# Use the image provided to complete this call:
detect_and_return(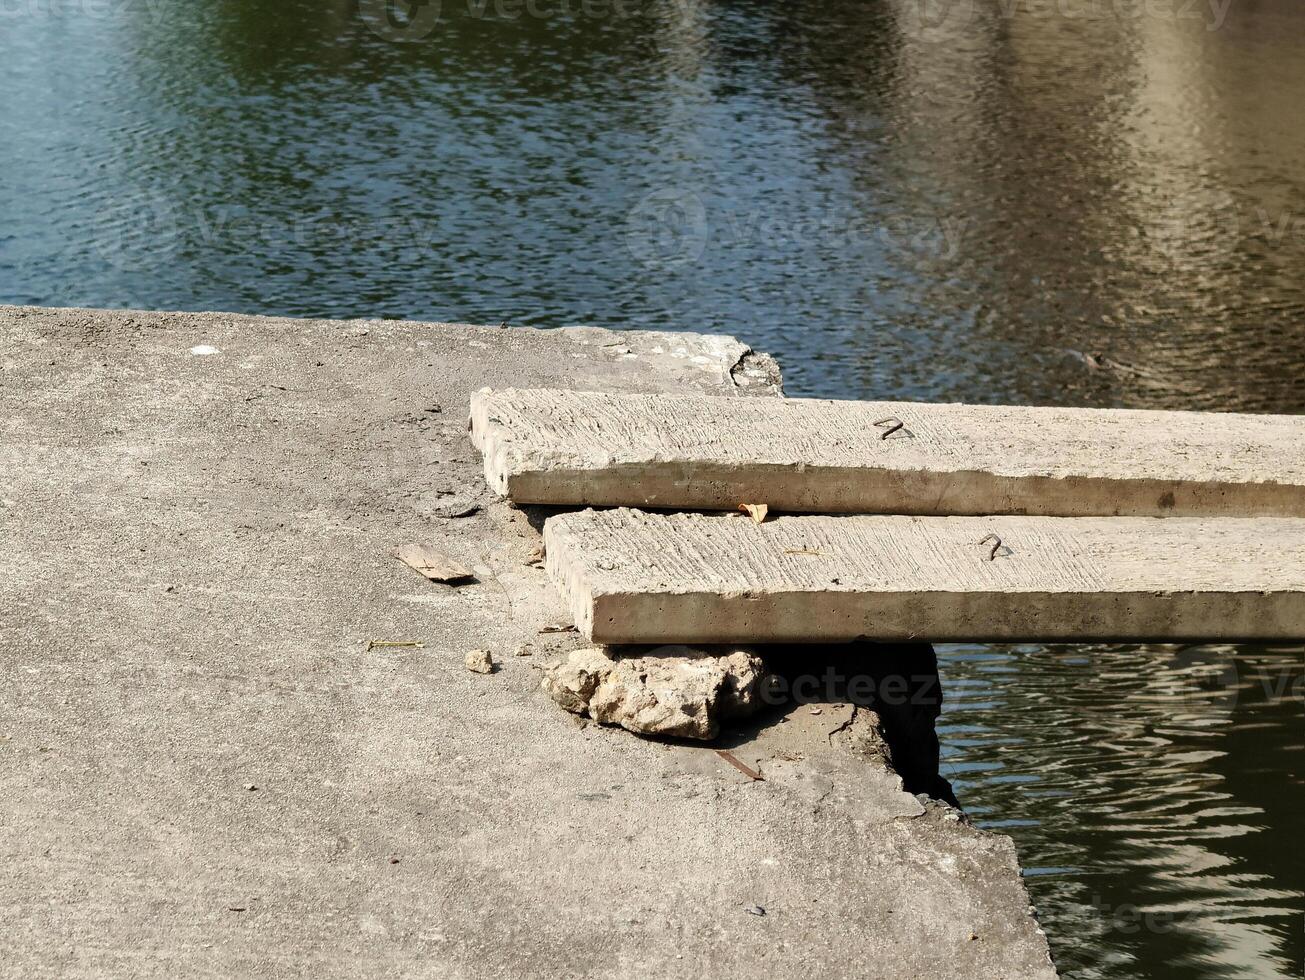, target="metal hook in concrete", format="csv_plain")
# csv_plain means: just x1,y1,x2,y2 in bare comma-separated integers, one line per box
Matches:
874,416,906,440
977,533,1004,561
